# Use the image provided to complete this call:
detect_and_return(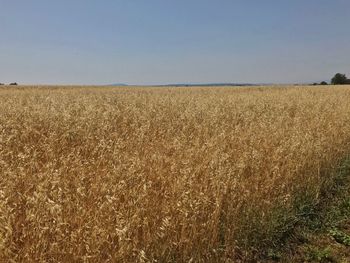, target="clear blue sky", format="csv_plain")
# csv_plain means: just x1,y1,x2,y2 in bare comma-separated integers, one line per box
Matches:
0,0,349,85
